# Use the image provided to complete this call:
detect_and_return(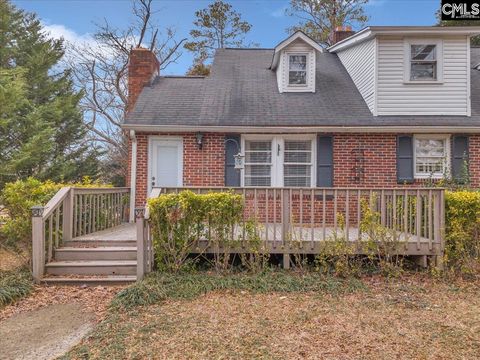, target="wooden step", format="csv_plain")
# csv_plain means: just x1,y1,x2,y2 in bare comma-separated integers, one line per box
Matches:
55,247,137,261
63,240,137,248
46,260,137,276
41,275,136,286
